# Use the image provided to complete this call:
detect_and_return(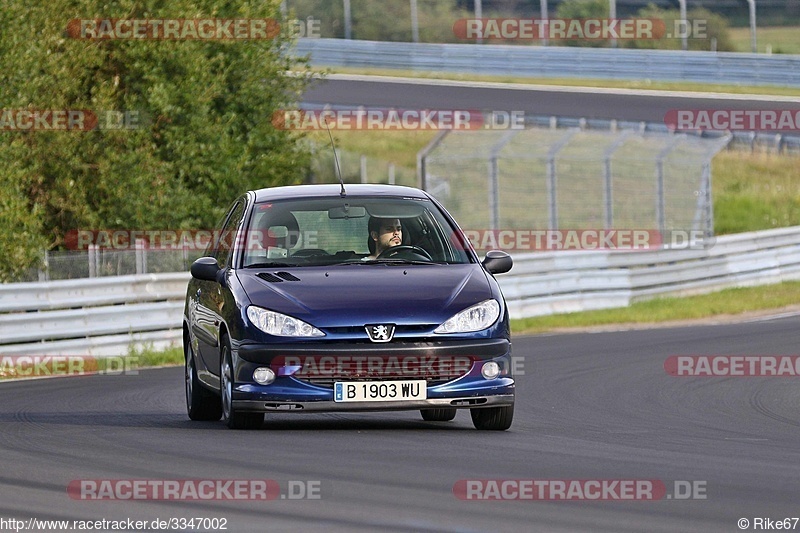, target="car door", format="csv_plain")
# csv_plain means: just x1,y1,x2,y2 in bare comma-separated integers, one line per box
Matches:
194,198,246,379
